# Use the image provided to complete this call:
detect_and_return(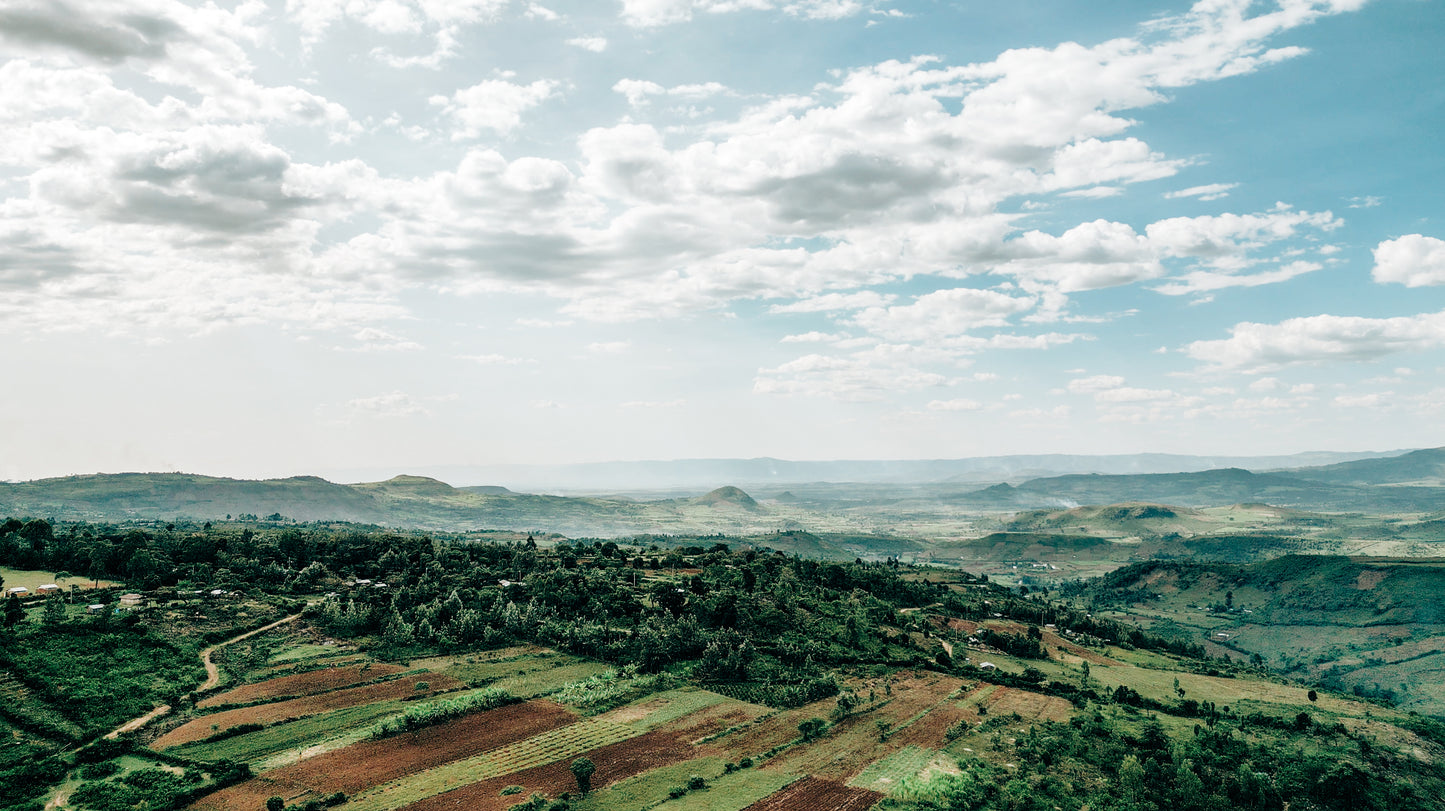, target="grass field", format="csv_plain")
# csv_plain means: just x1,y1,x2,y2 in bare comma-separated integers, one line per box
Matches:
847,746,938,793
0,566,114,592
